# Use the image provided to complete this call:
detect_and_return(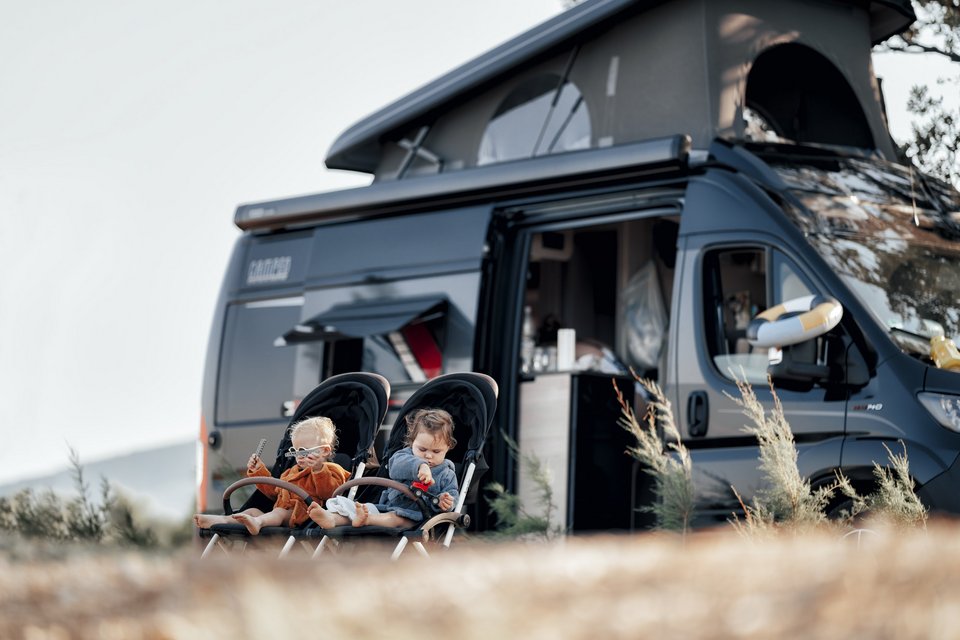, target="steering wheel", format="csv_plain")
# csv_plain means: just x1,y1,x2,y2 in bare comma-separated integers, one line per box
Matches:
220,476,313,516
746,295,843,349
